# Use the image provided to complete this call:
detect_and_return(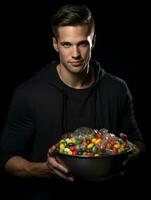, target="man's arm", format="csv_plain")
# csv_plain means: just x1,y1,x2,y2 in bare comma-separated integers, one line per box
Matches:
5,156,49,178
119,81,146,153
4,147,74,182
